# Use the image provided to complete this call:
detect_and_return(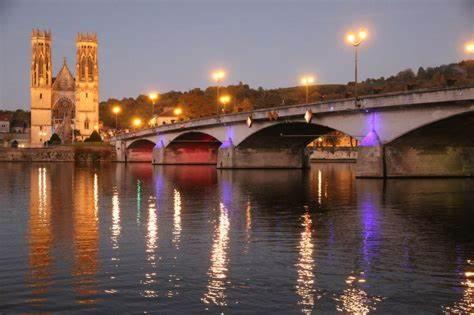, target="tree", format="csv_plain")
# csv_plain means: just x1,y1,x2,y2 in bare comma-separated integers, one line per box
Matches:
417,67,427,79
234,98,253,113
396,69,416,81
48,133,62,146
84,130,102,143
